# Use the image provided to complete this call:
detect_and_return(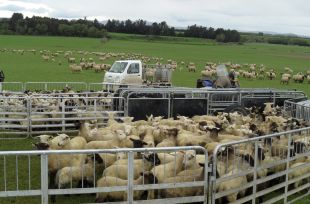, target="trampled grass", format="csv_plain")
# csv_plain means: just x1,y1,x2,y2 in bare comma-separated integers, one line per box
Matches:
0,34,309,203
